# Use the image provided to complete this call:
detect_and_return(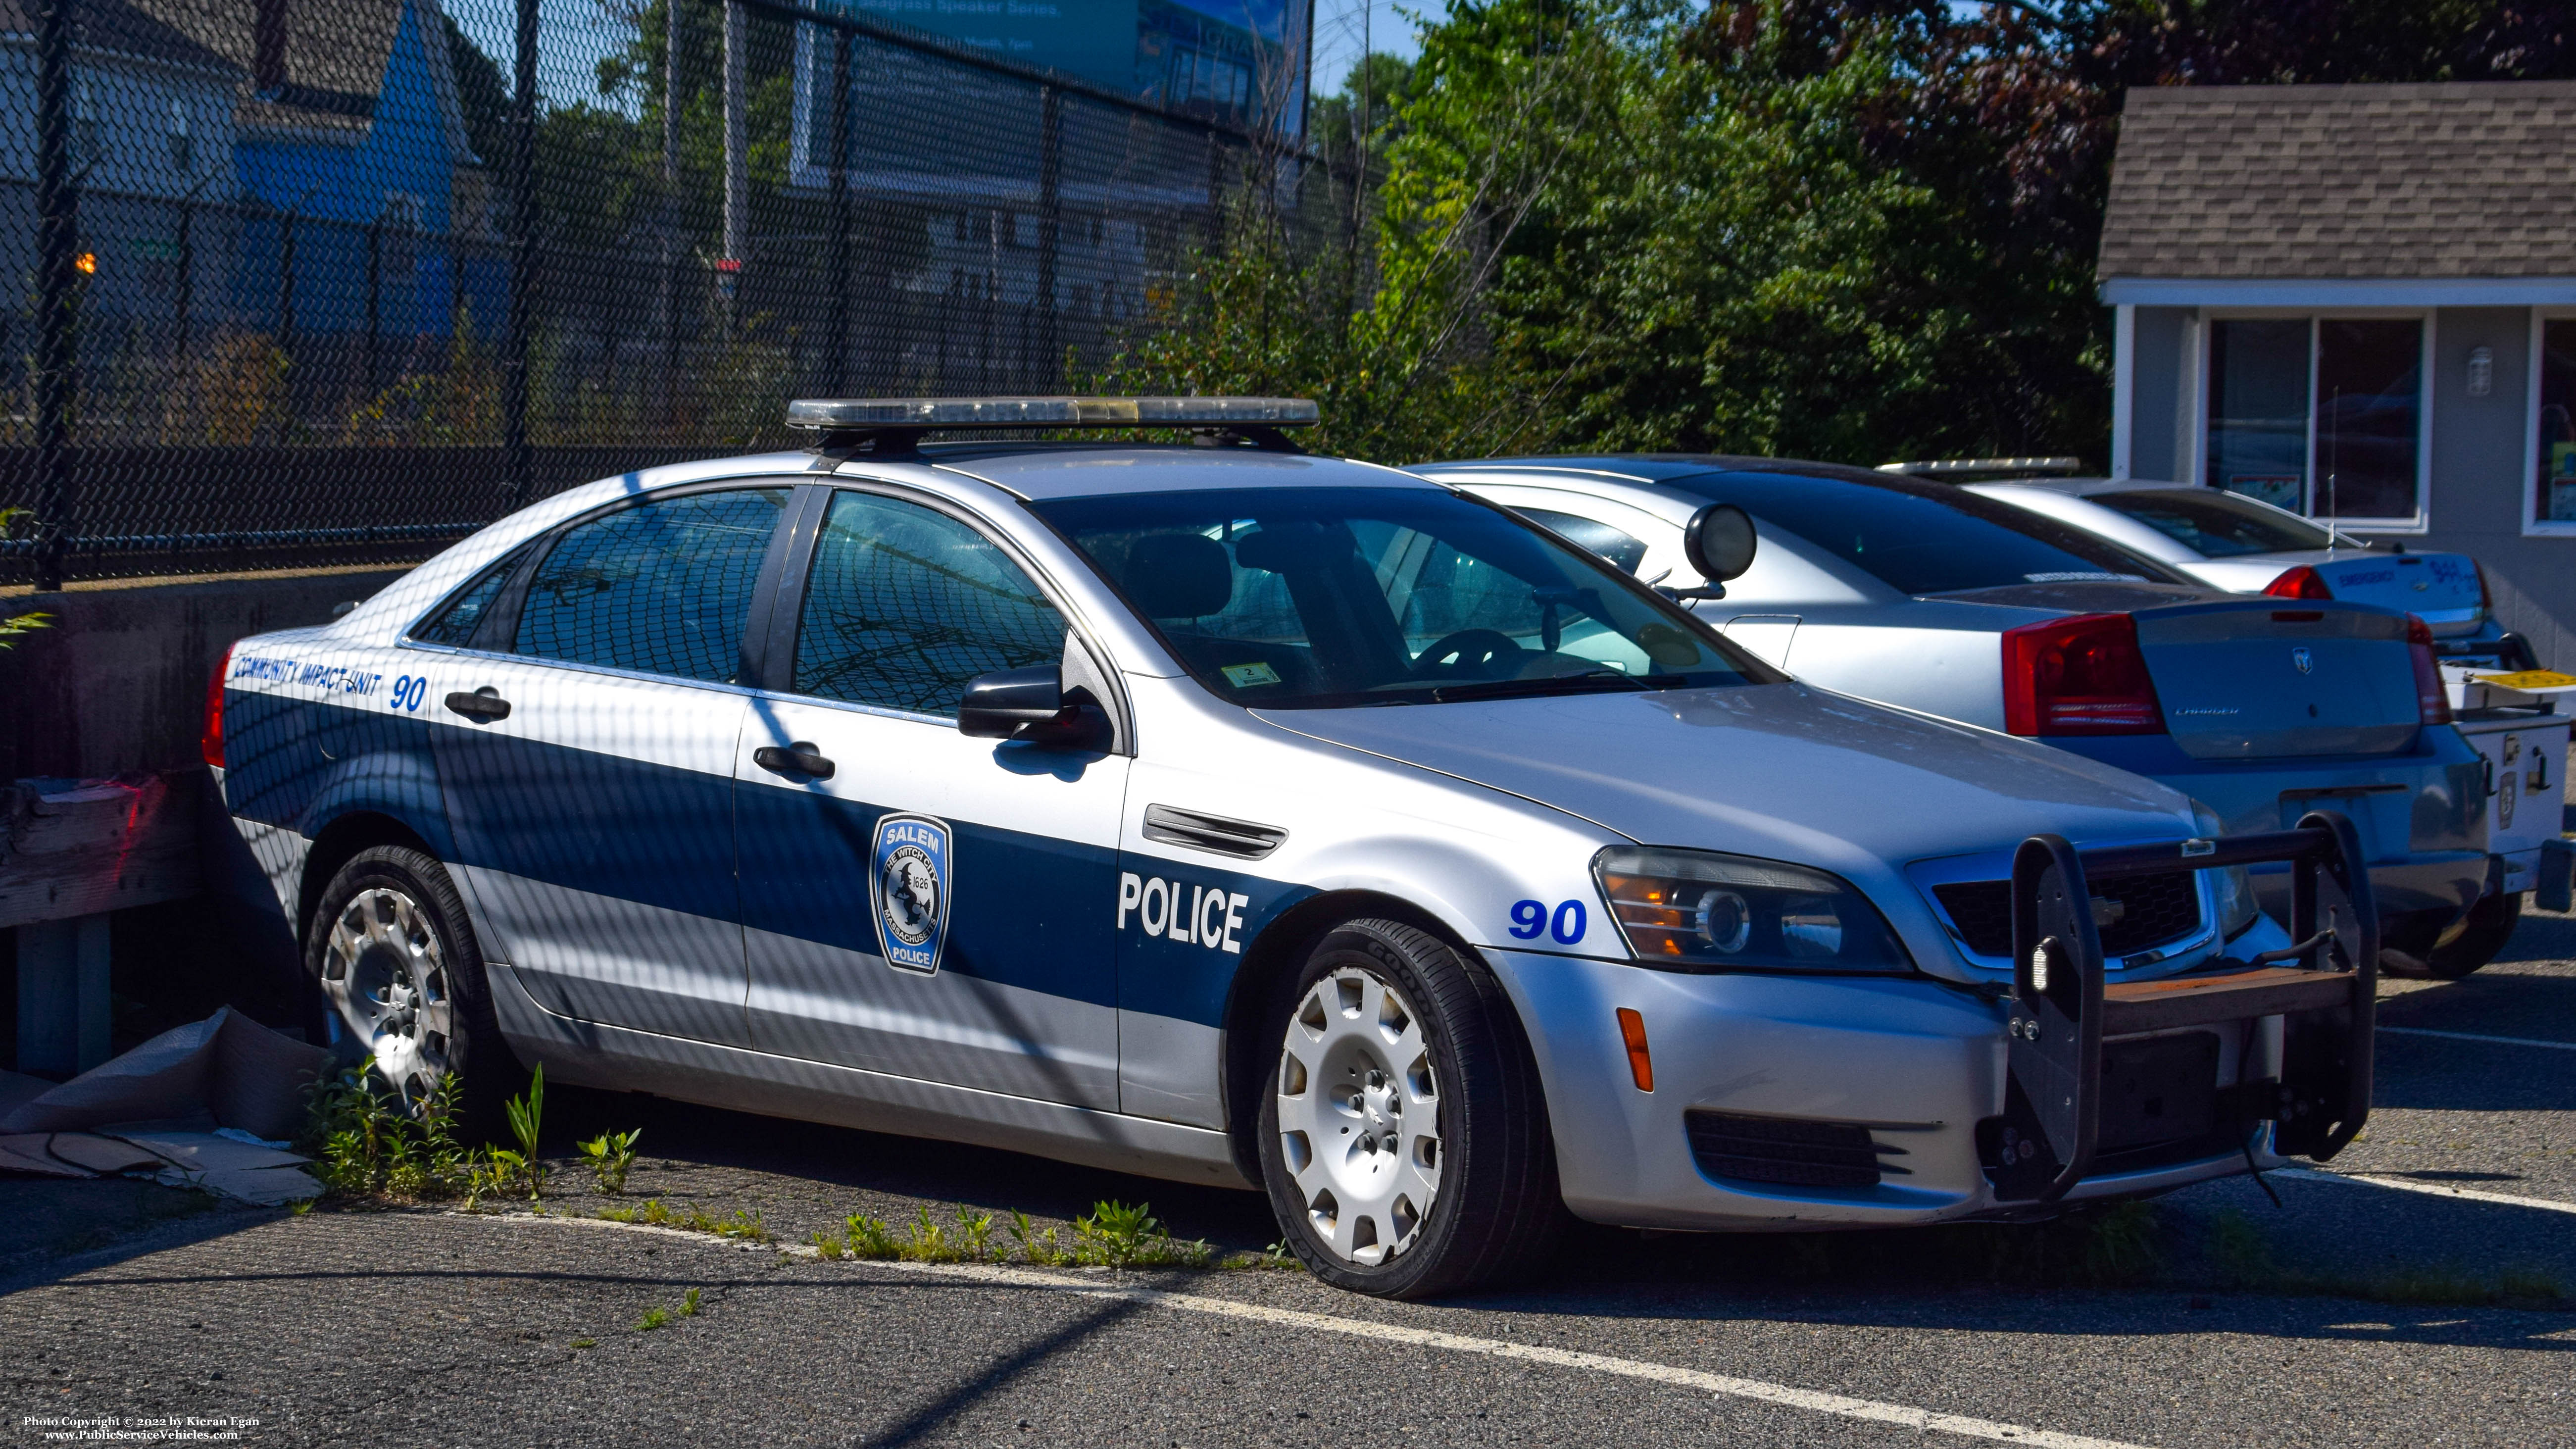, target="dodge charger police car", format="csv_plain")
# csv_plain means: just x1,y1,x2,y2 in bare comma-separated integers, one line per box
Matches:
208,399,2380,1298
